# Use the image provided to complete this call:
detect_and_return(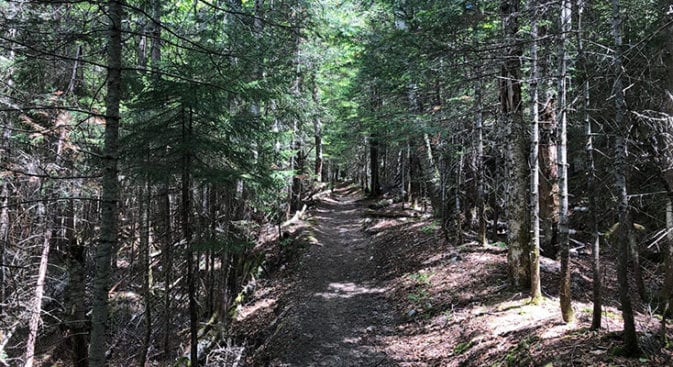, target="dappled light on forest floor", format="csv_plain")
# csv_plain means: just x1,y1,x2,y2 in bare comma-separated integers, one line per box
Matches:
314,281,387,300
365,200,670,366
